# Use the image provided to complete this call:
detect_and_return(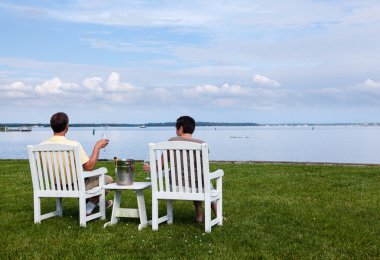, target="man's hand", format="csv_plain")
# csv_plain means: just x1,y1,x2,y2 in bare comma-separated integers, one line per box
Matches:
143,162,150,173
96,138,109,149
83,139,109,171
